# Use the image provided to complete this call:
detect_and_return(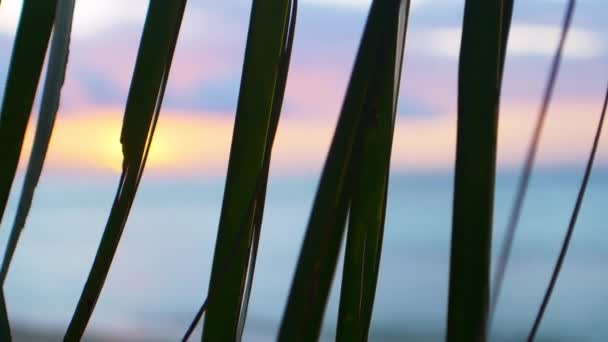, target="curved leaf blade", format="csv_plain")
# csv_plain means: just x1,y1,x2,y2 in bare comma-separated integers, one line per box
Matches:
0,1,58,338
446,1,507,341
336,1,410,341
0,0,76,286
0,292,9,341
490,2,575,334
528,76,606,342
201,1,293,341
278,1,405,340
64,1,187,339
0,0,57,235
